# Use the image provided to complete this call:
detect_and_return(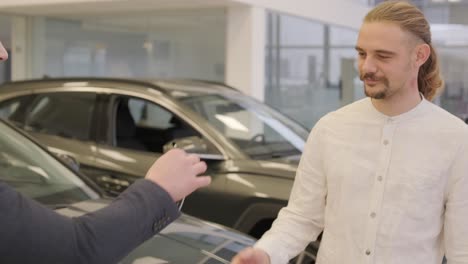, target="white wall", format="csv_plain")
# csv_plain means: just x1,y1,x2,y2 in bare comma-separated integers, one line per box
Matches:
225,6,265,101
231,0,370,29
